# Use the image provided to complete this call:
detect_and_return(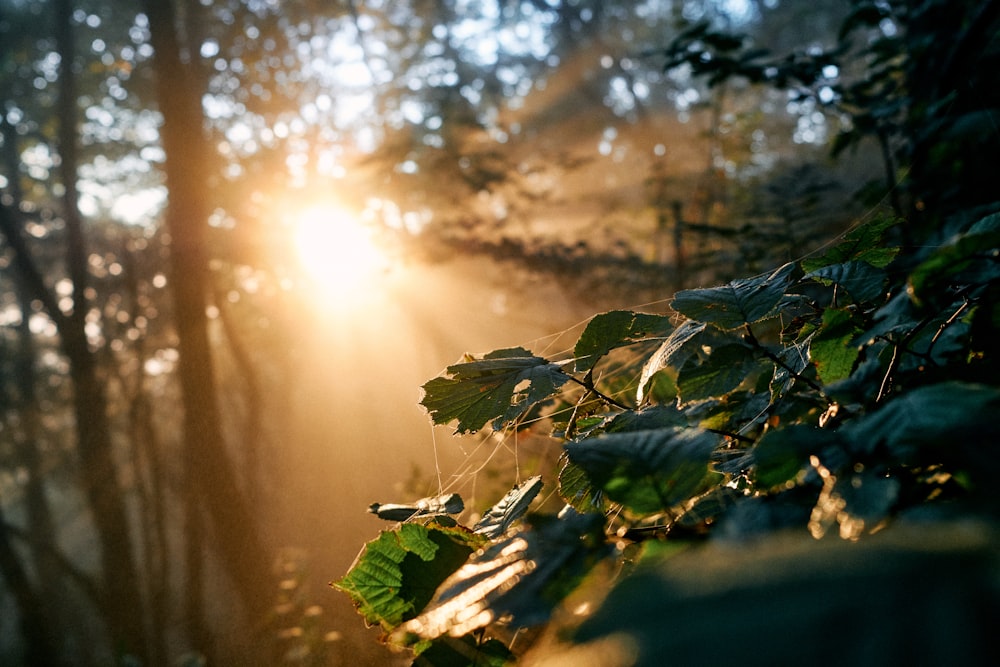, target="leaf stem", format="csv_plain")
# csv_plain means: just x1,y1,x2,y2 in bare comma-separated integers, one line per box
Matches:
566,370,631,411
742,324,830,401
